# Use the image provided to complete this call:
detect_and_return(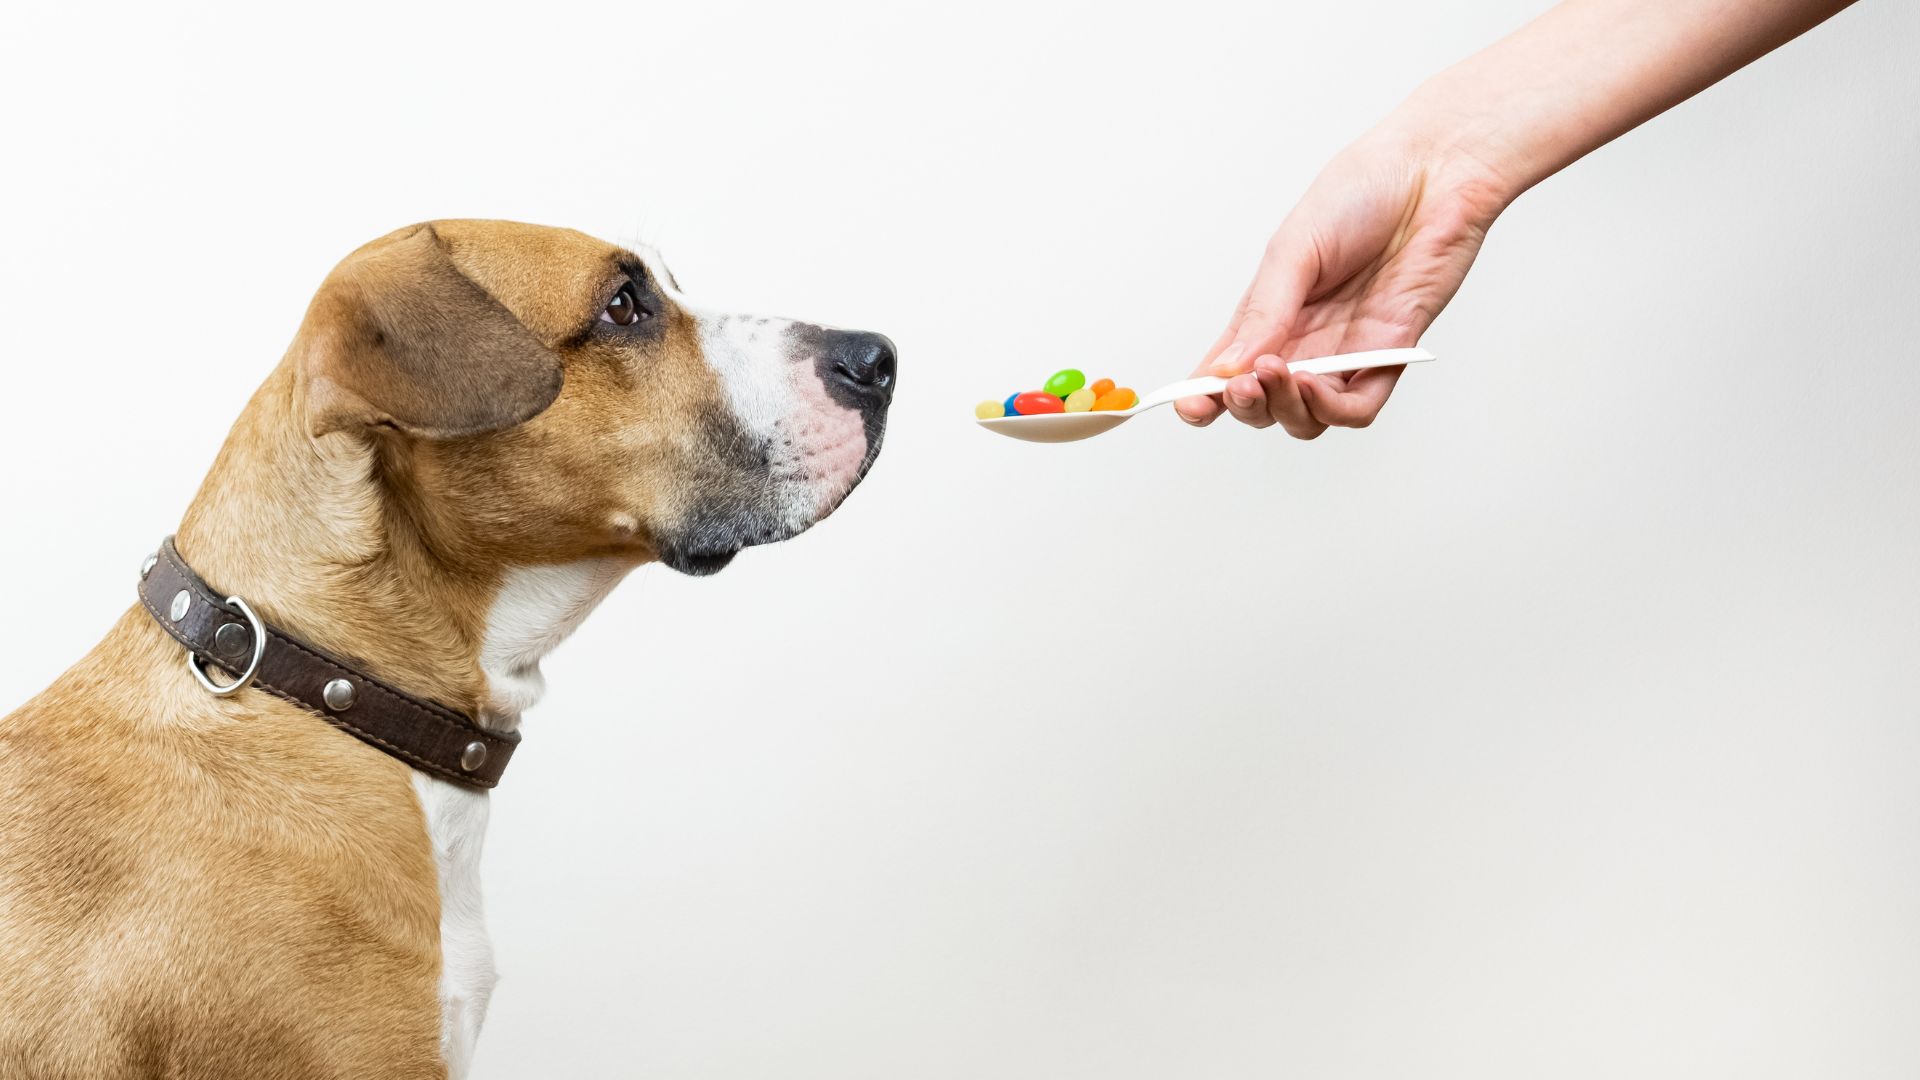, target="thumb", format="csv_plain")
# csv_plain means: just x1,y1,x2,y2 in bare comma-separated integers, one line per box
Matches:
1210,227,1319,377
